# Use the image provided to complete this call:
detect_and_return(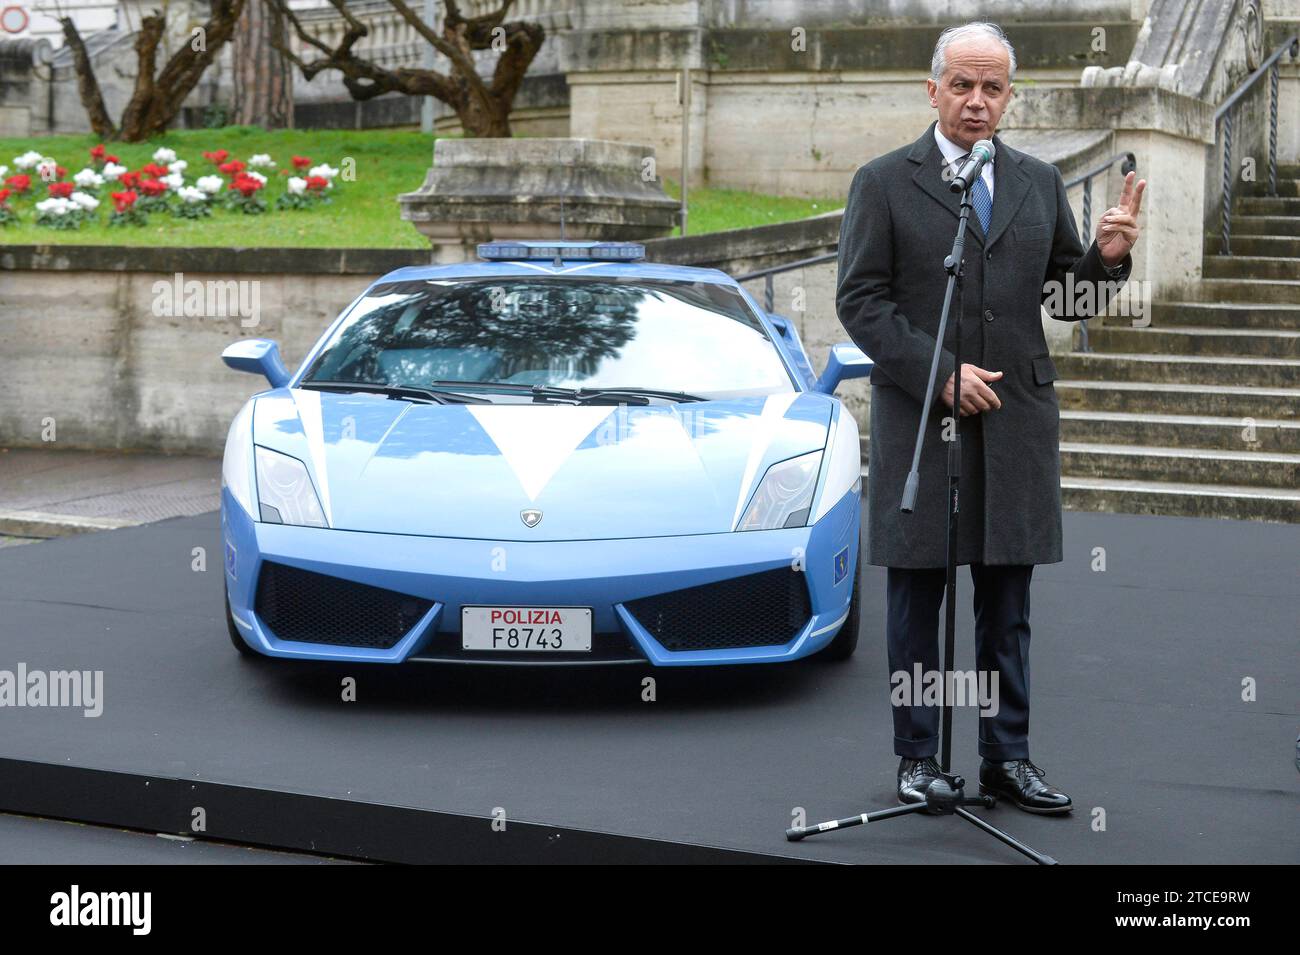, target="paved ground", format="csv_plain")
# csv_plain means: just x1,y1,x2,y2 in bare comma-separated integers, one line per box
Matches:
0,447,219,541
